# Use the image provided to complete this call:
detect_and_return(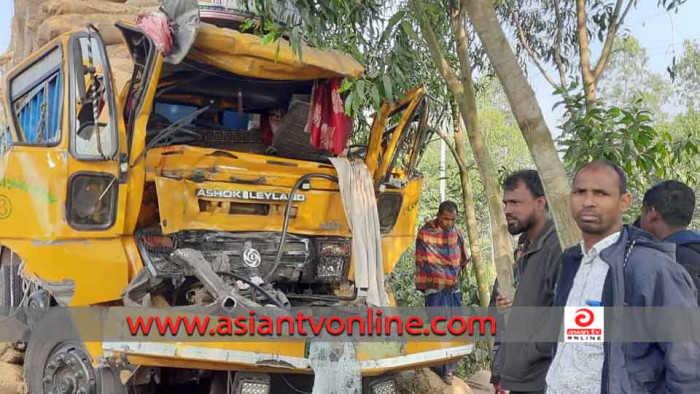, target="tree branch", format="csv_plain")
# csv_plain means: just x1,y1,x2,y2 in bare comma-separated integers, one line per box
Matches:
410,0,463,96
510,9,560,88
553,0,568,88
451,4,471,84
433,122,465,169
576,0,597,106
593,0,635,82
